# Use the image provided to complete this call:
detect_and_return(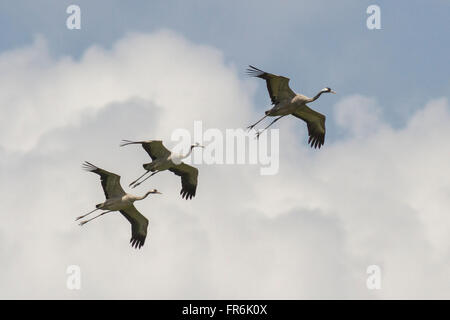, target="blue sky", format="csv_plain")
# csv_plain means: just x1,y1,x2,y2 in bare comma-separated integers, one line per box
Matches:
0,1,449,299
1,0,448,129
